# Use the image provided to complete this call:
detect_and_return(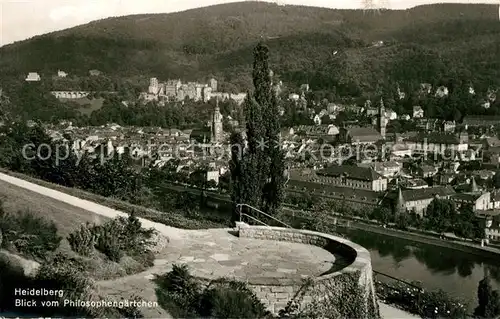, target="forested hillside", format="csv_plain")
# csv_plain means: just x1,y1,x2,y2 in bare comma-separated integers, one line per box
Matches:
0,2,499,96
